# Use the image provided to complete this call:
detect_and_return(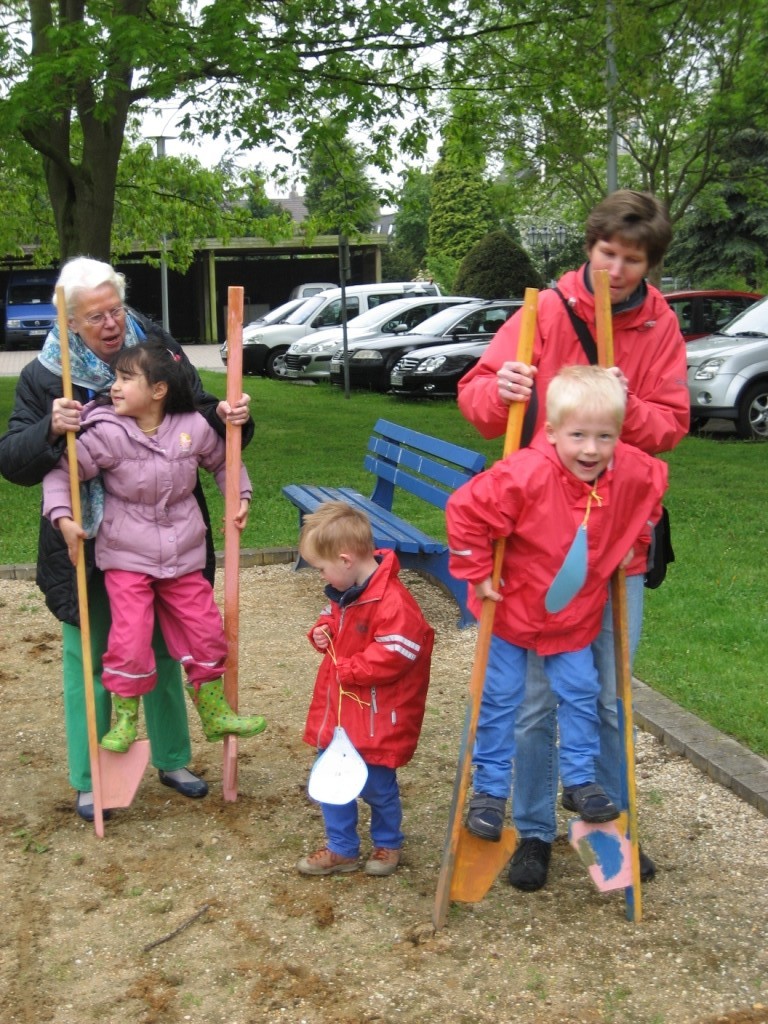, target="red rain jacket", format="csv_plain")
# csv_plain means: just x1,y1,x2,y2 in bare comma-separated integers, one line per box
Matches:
446,433,668,655
457,266,687,575
303,549,434,769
